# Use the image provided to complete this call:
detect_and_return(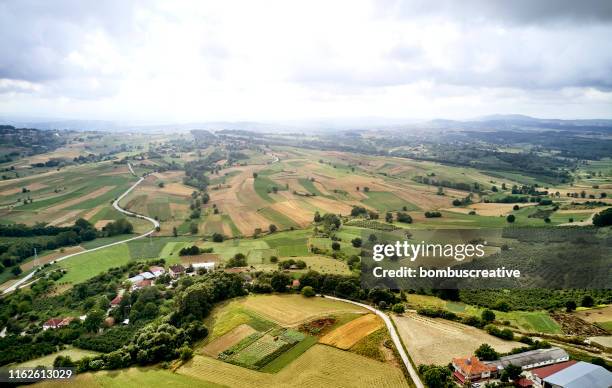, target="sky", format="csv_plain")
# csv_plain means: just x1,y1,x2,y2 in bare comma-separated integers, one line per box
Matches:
1,0,612,123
